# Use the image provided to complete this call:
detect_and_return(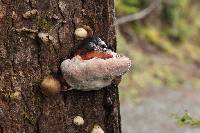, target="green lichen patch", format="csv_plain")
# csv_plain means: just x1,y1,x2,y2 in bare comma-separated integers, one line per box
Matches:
36,16,53,32
21,106,37,126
